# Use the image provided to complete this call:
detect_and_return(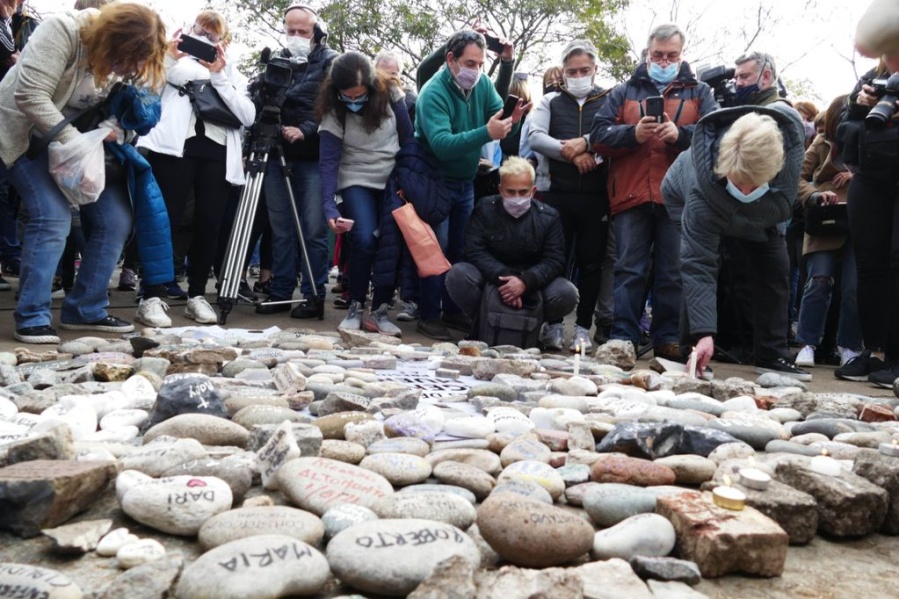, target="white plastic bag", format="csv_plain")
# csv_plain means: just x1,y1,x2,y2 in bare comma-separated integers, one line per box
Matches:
47,125,112,206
